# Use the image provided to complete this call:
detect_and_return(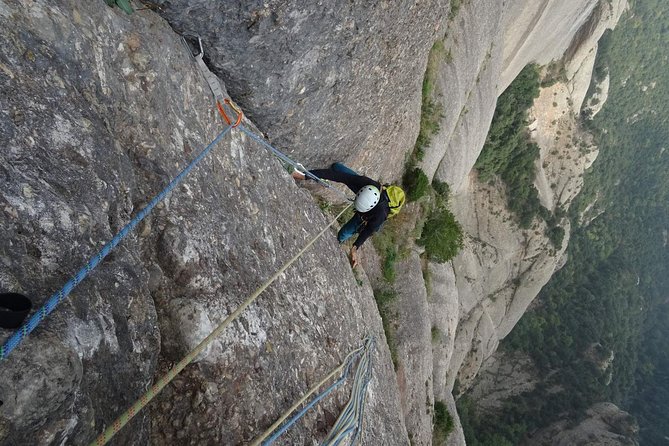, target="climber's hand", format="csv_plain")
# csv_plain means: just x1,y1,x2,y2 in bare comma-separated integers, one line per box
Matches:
291,170,306,180
350,246,359,268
